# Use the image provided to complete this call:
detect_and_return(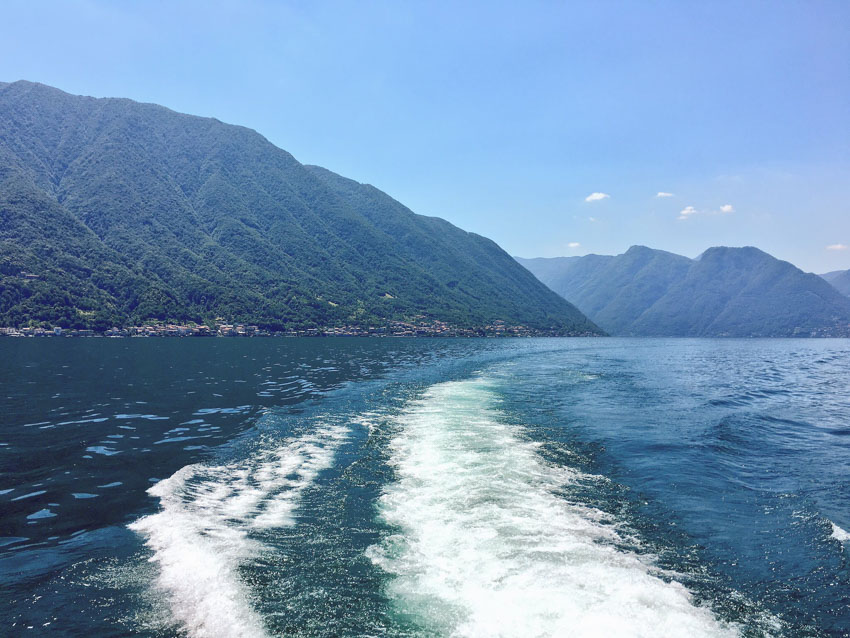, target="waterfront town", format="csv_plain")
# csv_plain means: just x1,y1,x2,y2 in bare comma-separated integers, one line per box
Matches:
0,318,579,338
